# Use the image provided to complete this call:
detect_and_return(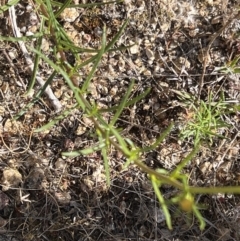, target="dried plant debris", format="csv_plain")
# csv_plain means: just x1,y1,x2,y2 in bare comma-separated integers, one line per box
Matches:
0,191,9,210
0,0,239,240
1,168,22,191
